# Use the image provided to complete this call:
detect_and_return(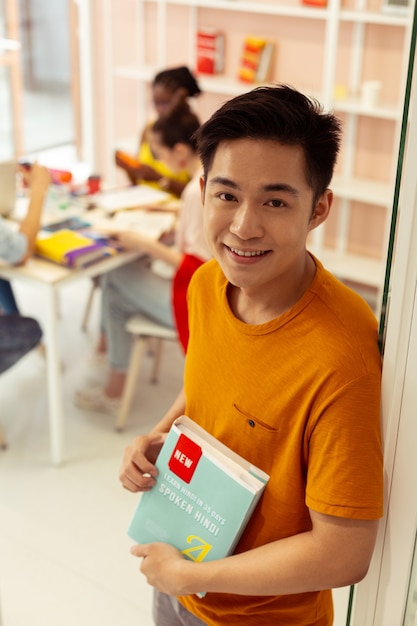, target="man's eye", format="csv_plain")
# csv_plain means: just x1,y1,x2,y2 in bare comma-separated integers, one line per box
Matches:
219,192,235,201
268,199,285,208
